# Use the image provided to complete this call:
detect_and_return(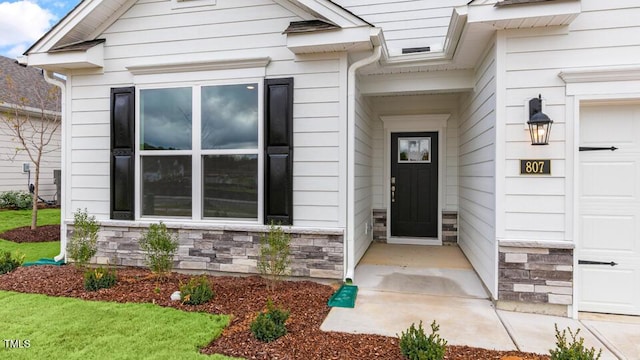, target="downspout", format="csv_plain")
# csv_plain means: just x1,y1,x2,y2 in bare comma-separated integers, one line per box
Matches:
345,32,382,280
42,70,67,263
